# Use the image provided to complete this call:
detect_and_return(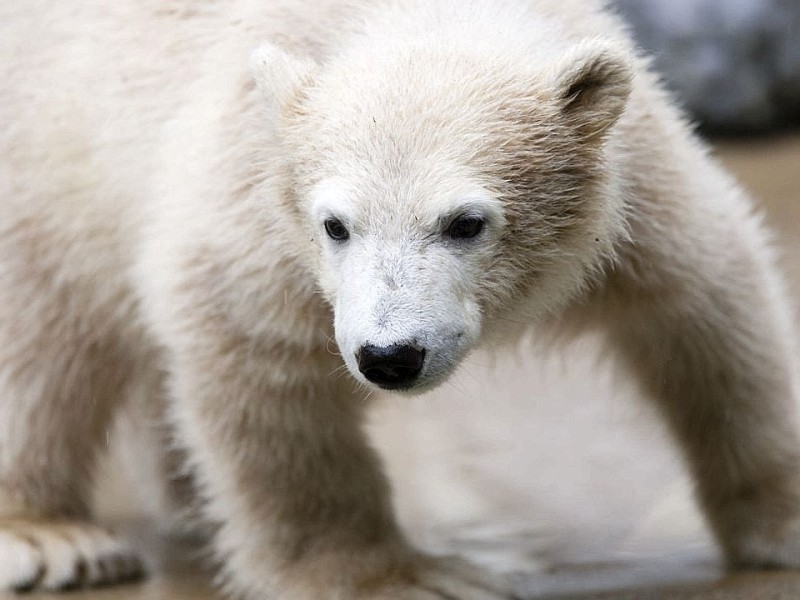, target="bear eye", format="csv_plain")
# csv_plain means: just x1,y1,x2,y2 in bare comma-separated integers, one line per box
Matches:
324,218,350,241
445,214,485,240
